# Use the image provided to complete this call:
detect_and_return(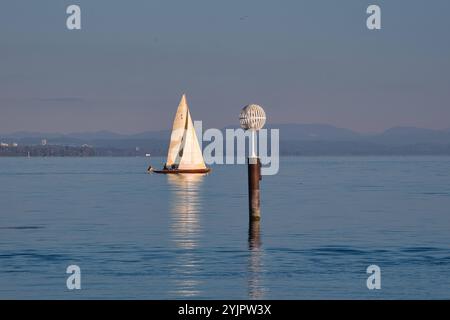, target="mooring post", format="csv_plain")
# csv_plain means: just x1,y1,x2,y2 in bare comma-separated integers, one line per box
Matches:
240,104,266,221
248,157,261,221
